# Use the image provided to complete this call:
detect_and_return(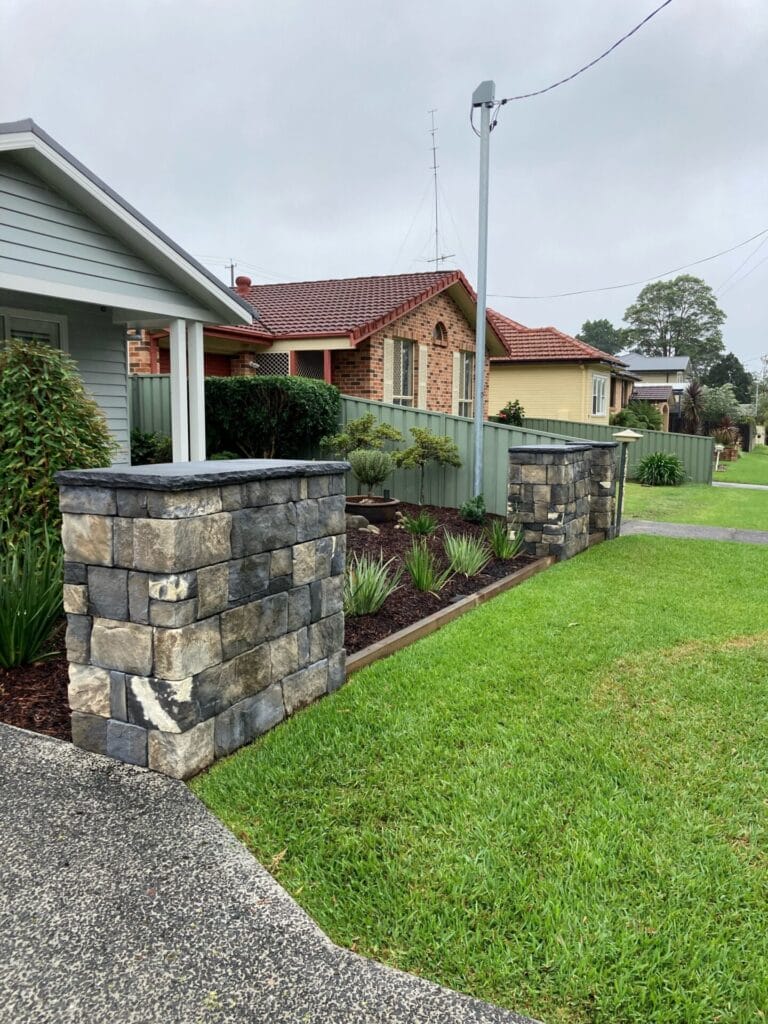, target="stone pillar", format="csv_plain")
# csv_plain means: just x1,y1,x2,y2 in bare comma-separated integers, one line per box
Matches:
56,460,348,779
568,440,618,540
507,445,592,560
